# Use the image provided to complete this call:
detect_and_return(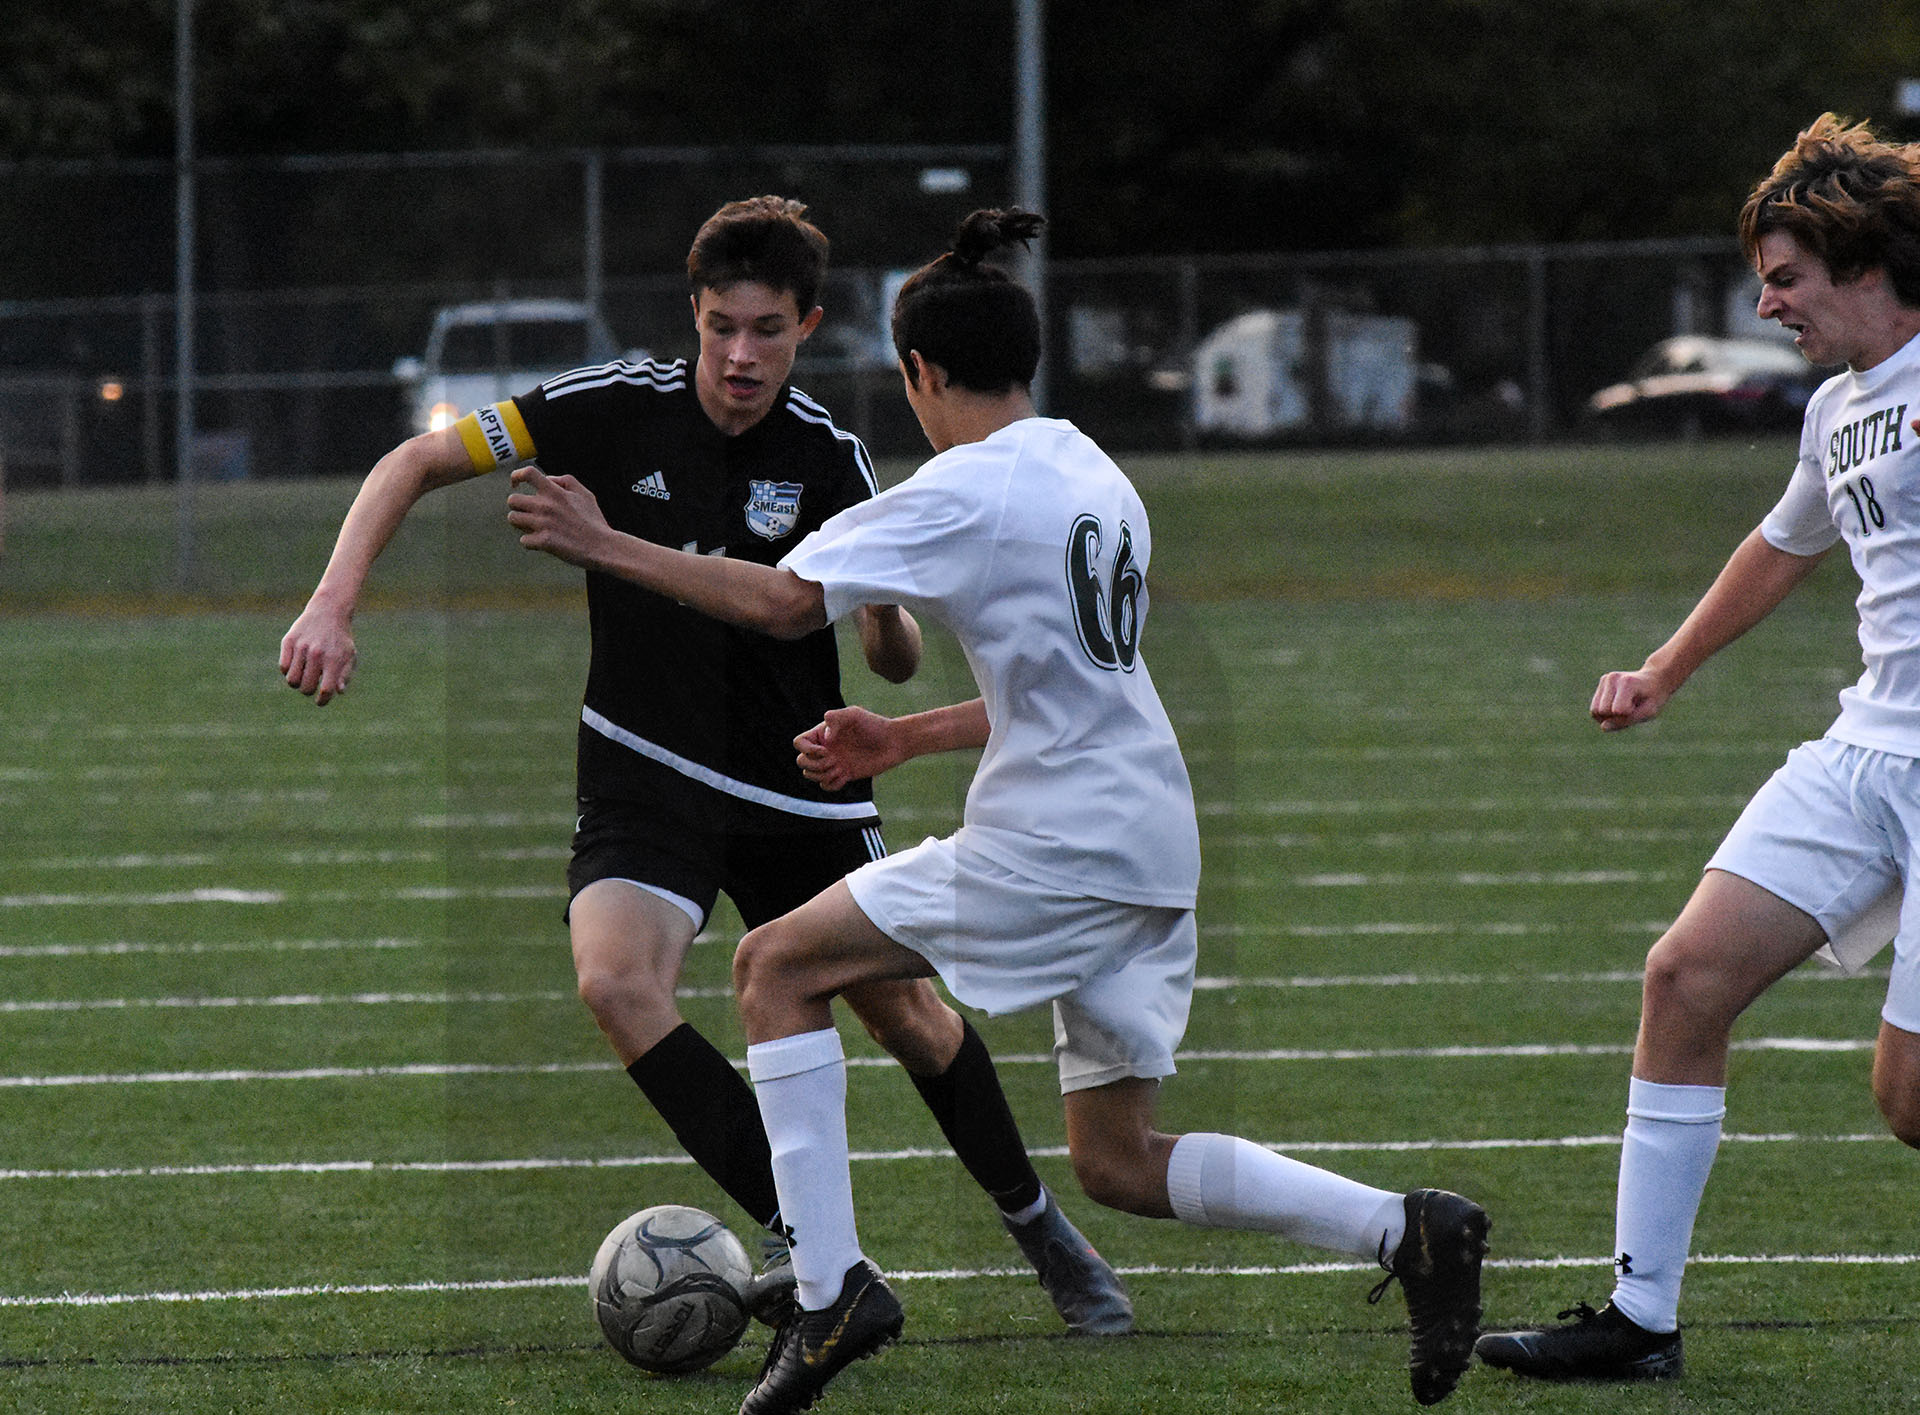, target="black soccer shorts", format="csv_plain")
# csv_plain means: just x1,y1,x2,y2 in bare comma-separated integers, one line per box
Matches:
566,796,888,931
